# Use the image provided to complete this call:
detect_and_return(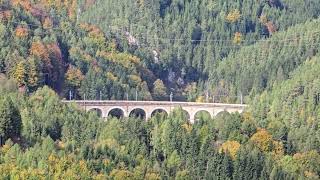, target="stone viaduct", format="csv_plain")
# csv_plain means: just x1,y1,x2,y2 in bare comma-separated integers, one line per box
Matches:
64,100,247,123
